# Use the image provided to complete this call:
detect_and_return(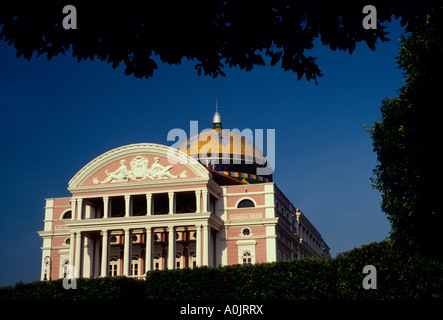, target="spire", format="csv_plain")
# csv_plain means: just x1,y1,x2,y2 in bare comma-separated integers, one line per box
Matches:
212,98,222,129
